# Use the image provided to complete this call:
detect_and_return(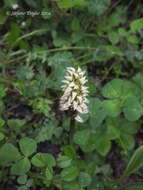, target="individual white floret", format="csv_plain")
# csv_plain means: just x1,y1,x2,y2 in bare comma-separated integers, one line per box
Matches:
75,115,84,123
